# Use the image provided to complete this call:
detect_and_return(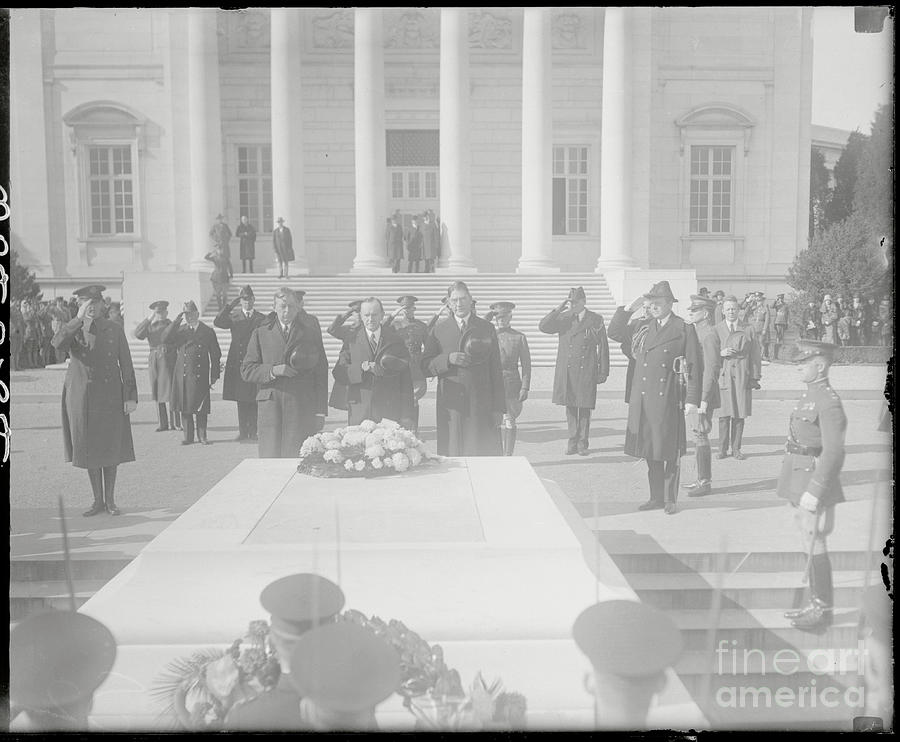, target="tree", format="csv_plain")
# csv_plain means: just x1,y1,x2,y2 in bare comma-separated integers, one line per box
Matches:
10,249,43,303
822,130,867,229
853,103,893,246
808,147,831,242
